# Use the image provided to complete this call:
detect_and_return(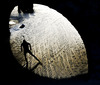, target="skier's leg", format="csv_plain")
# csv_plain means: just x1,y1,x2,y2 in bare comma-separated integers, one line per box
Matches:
24,52,28,68
28,51,42,65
